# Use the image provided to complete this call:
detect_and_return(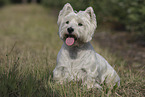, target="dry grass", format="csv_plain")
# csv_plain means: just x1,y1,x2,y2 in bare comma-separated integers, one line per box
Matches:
0,4,144,97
